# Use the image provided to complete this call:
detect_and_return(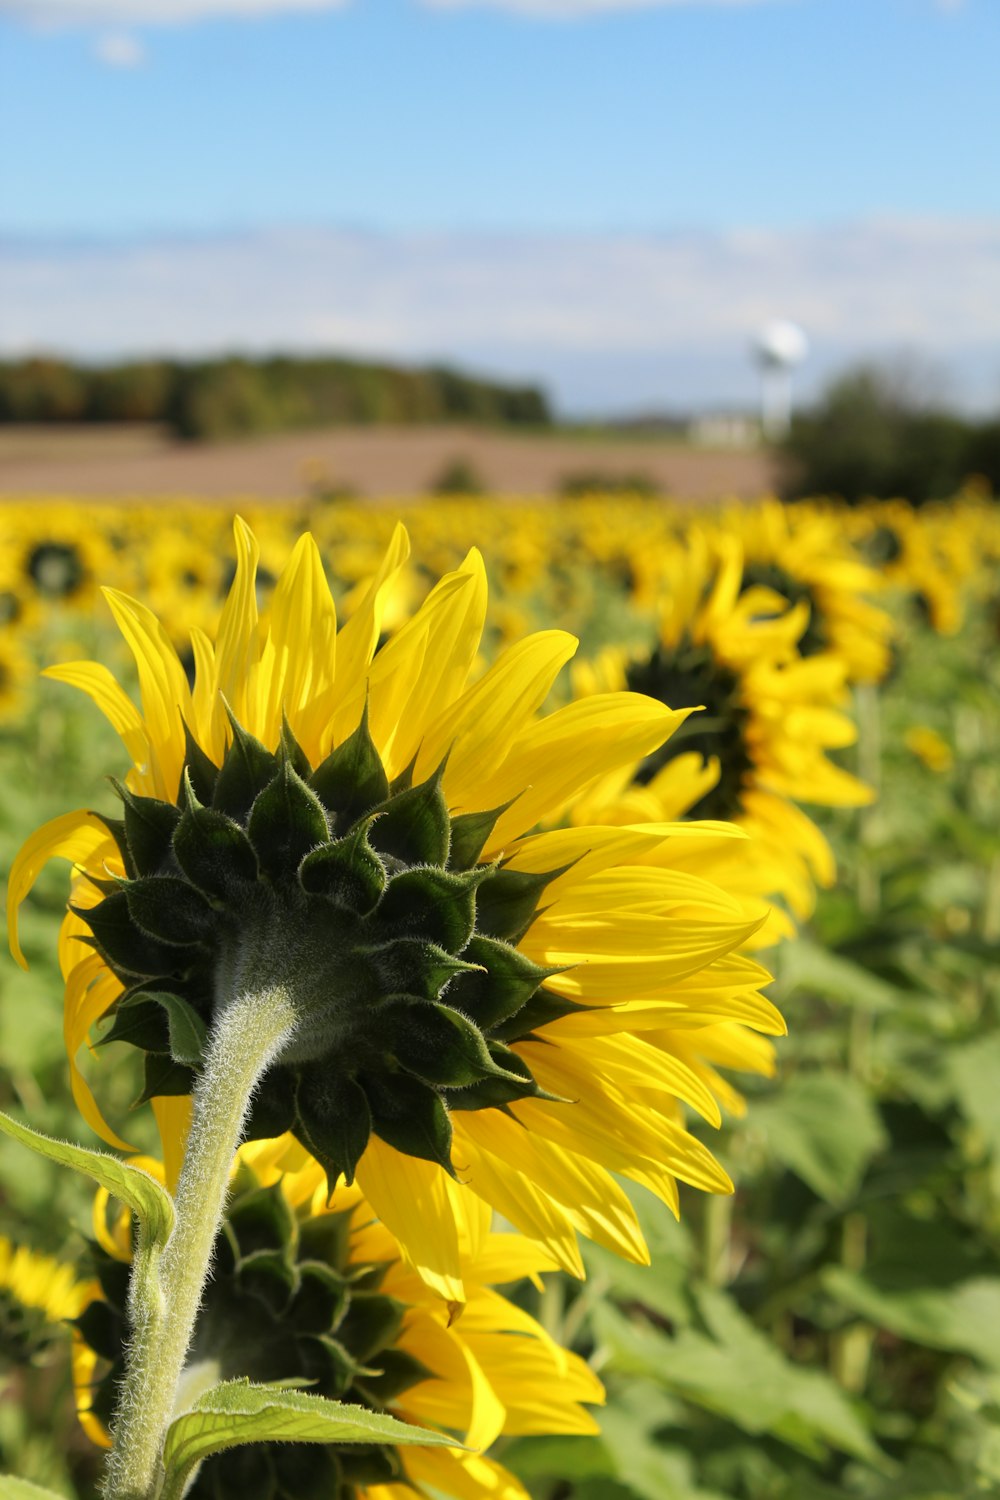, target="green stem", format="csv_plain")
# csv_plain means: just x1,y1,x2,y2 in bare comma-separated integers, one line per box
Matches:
702,1192,733,1288
103,985,297,1500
